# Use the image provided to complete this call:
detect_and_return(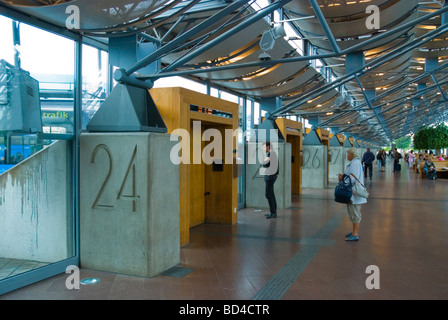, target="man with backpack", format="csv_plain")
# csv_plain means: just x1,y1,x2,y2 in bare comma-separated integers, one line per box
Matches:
393,148,402,172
